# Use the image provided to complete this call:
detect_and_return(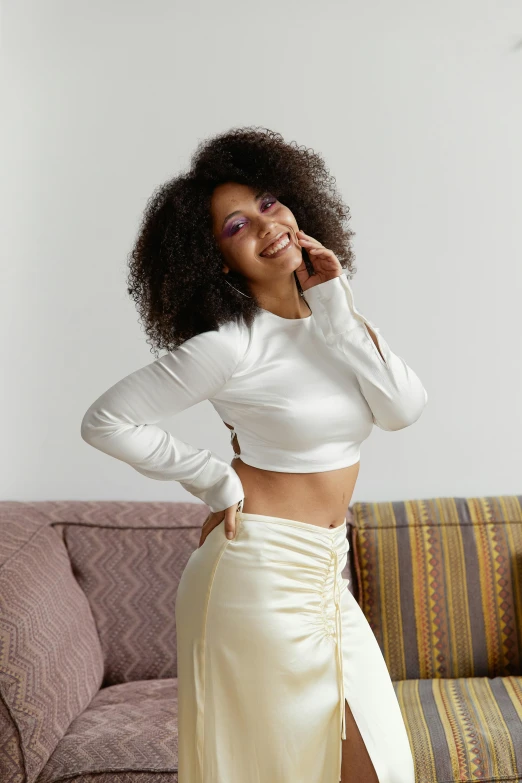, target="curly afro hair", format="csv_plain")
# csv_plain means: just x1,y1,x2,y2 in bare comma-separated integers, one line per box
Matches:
127,126,358,357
